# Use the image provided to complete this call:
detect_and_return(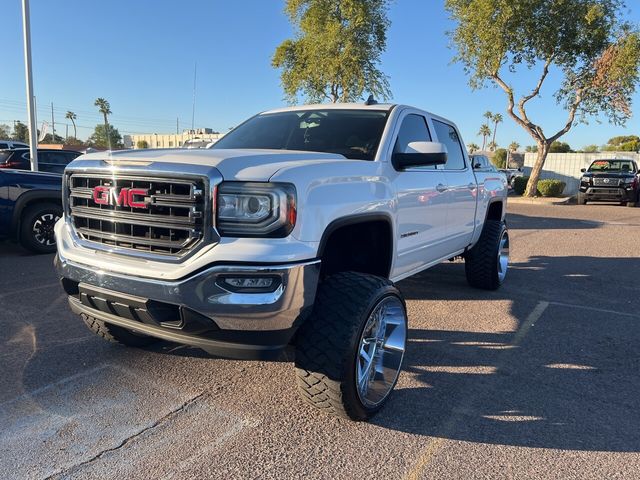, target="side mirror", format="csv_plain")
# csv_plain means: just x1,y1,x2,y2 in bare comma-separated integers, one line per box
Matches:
518,167,522,172
580,168,586,173
392,141,448,170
